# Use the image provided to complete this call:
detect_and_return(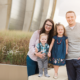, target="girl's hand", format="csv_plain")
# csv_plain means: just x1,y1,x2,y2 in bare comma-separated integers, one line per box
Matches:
48,52,51,57
36,52,45,59
66,50,68,54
